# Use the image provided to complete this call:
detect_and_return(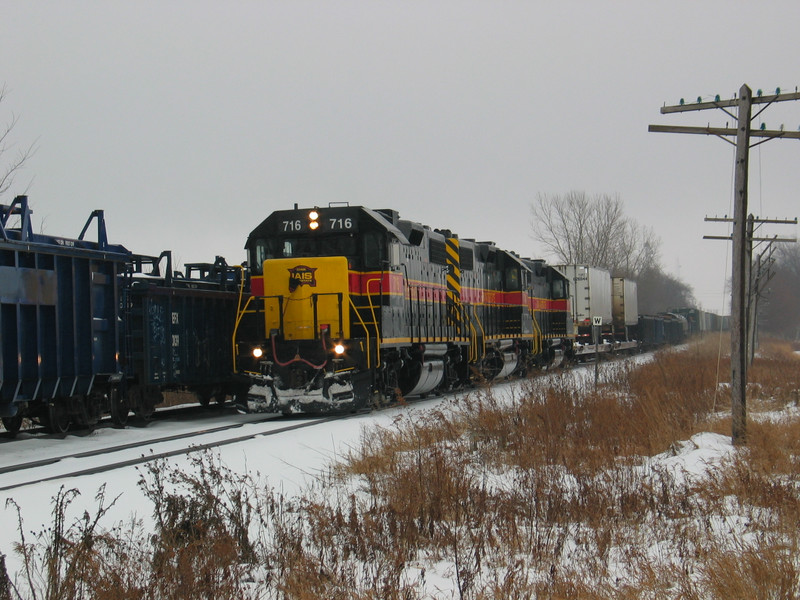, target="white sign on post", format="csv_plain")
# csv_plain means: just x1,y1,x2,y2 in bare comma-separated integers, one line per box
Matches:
592,316,602,327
